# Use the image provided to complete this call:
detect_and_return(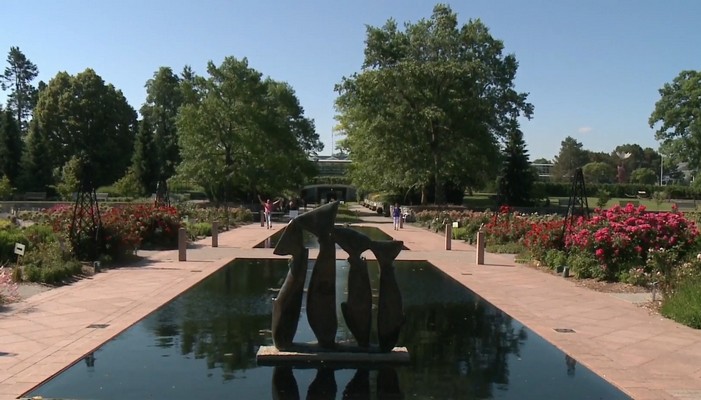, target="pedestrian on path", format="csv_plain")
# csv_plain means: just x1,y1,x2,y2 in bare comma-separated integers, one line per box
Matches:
392,203,402,230
258,195,281,229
